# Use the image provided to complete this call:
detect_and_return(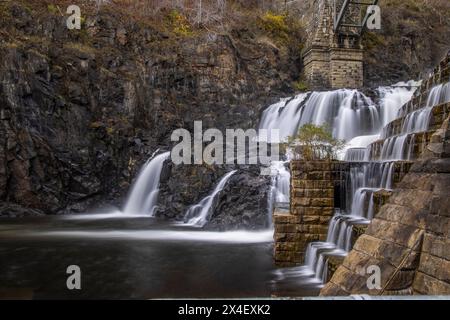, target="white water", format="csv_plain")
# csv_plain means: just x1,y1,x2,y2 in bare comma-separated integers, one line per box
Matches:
426,82,450,107
123,151,170,216
371,81,450,161
258,94,308,142
267,82,420,285
259,89,382,142
259,88,393,213
26,229,274,243
379,134,413,161
184,170,237,227
303,160,396,283
378,81,419,126
271,161,291,203
340,134,380,161
298,81,450,284
265,160,291,228
401,107,433,135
